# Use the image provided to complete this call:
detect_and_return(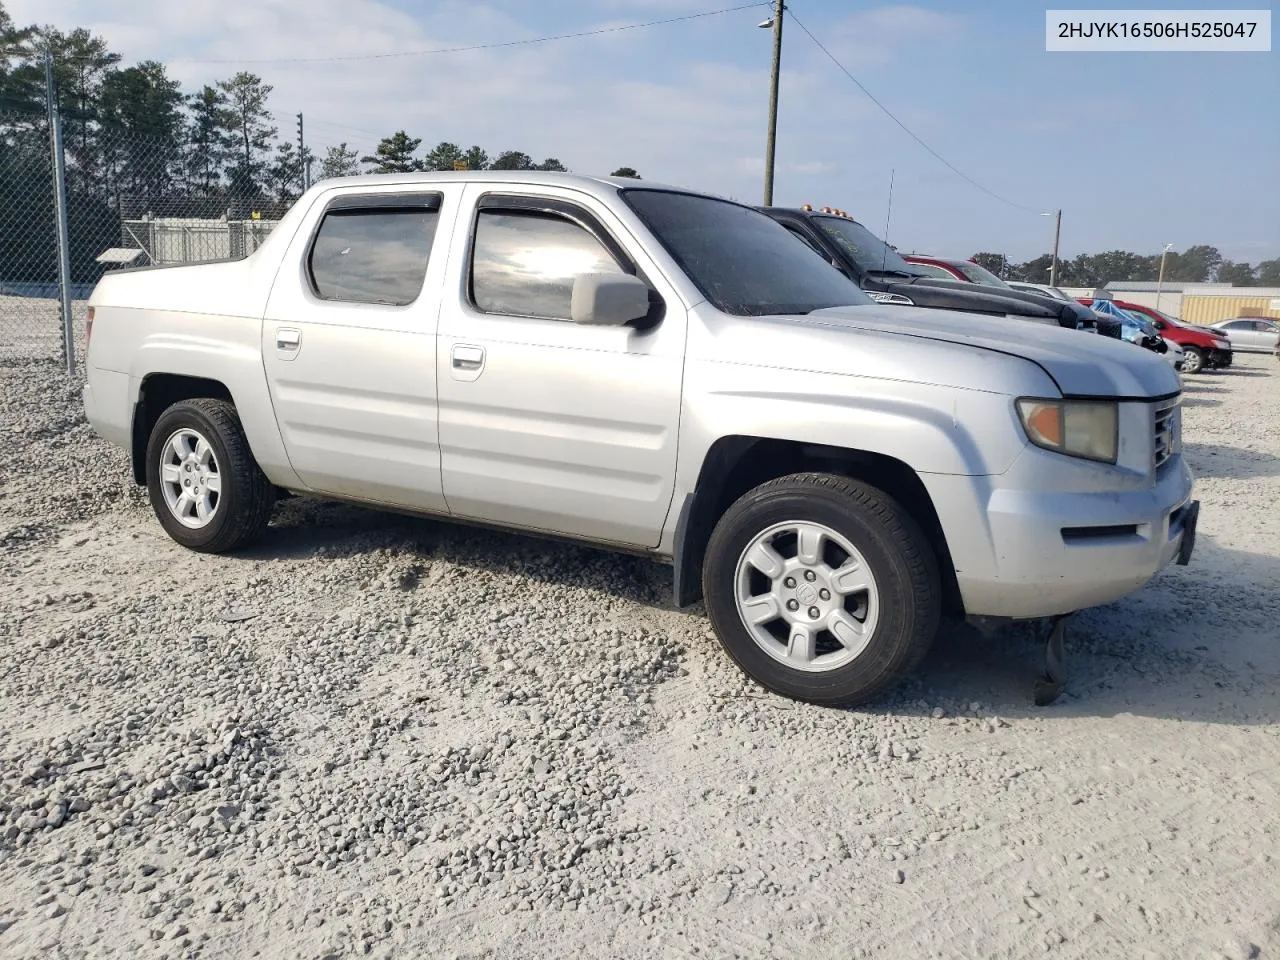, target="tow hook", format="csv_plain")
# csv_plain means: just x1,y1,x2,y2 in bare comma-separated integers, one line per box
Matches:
1032,614,1071,706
